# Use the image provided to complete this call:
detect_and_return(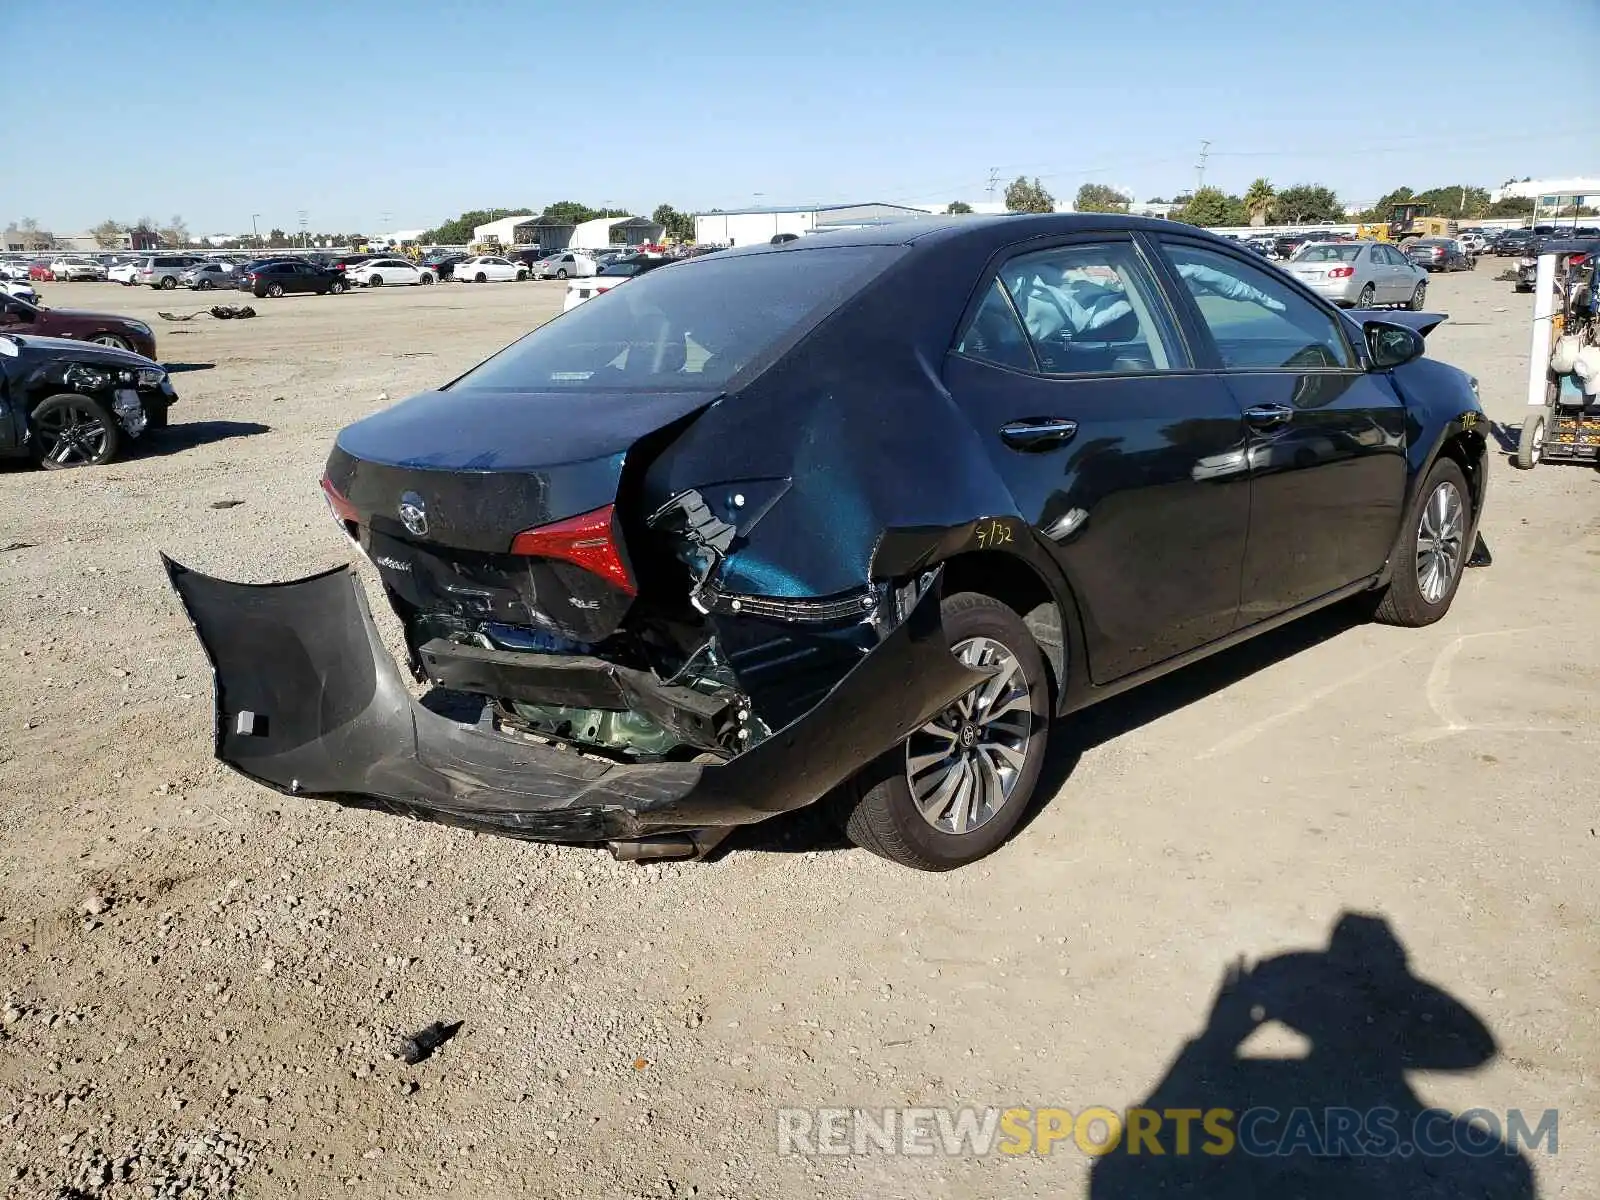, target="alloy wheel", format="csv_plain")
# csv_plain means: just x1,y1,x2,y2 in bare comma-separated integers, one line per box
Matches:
1415,480,1465,604
34,400,110,466
90,335,129,350
904,636,1034,836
